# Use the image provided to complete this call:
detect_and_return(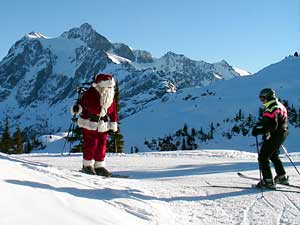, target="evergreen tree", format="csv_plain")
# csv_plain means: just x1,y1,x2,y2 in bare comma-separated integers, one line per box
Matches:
187,135,196,150
191,128,196,137
25,141,32,153
209,122,215,139
181,138,186,150
14,127,23,154
0,116,13,154
210,122,215,133
107,81,124,153
182,124,188,136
